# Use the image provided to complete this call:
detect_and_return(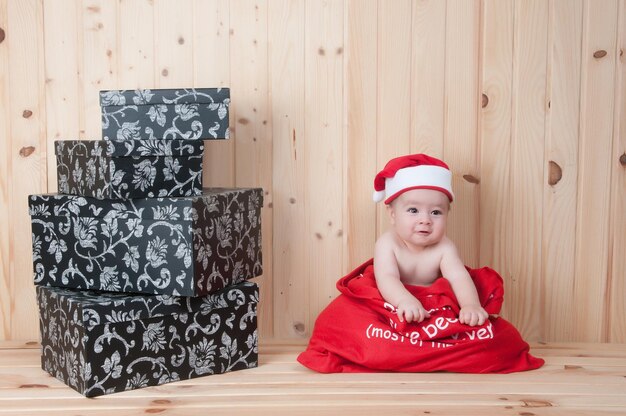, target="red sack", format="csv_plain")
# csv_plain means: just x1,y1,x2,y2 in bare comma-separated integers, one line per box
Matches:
298,259,544,373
